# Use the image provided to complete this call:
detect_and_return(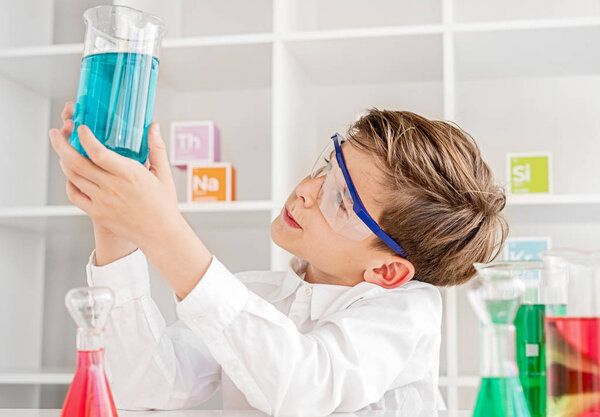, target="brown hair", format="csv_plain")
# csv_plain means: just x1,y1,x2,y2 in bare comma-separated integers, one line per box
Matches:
347,109,508,287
